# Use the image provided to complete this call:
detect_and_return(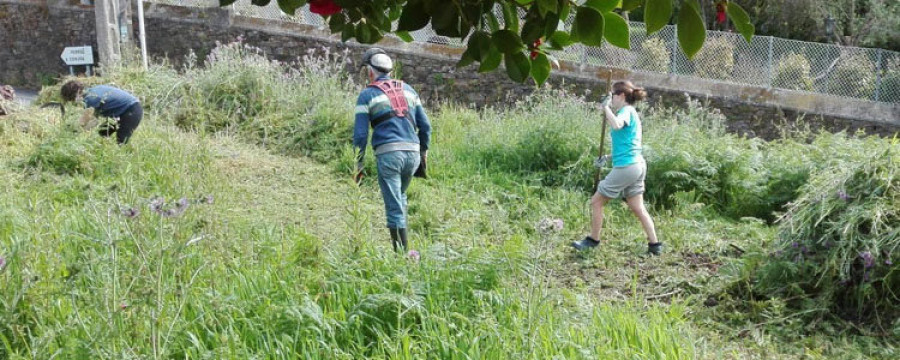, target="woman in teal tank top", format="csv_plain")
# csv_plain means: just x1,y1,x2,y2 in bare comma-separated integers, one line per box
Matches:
572,81,661,255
